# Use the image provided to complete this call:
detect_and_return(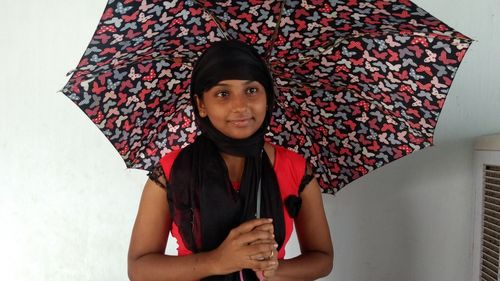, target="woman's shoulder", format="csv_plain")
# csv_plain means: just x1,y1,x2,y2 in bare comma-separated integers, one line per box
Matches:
159,148,182,165
269,143,306,165
268,143,307,185
147,149,184,188
158,148,184,181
